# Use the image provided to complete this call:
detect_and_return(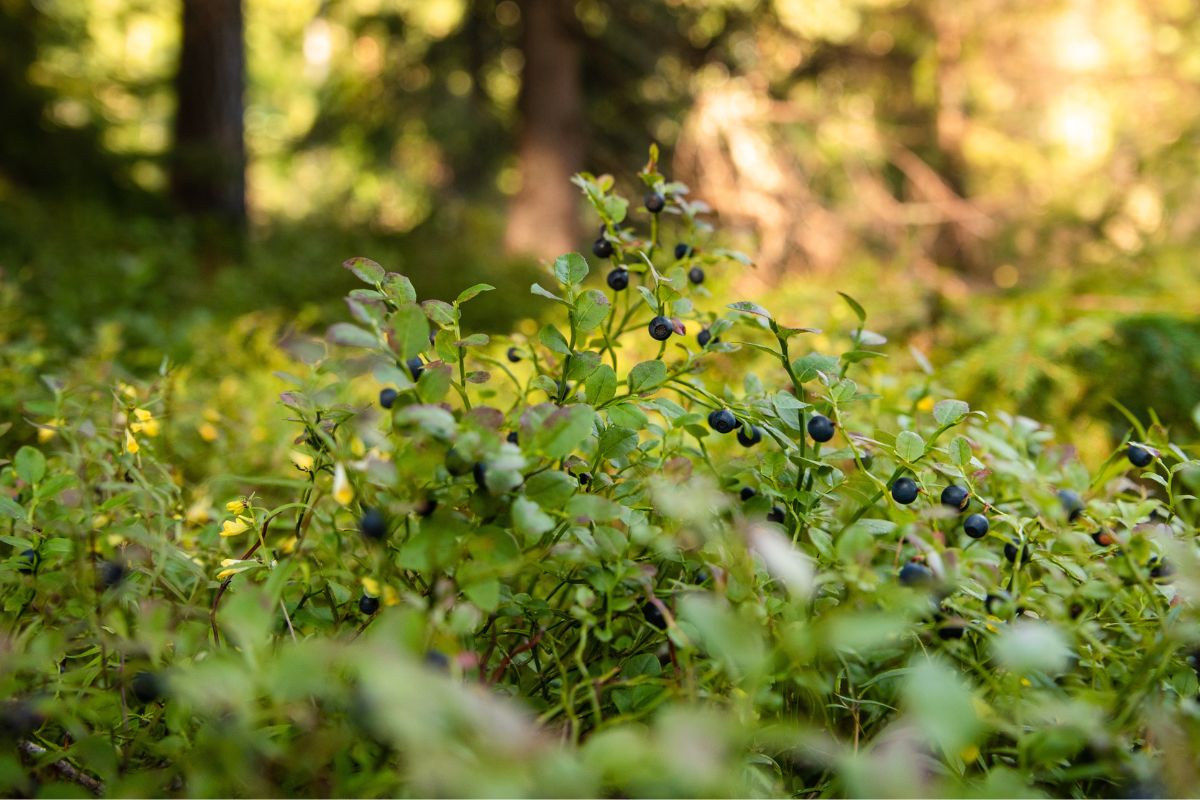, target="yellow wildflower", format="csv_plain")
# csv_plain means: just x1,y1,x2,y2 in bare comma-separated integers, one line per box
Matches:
125,428,139,454
185,499,211,525
917,395,935,413
383,585,399,606
198,422,219,442
130,409,160,437
92,514,110,529
226,497,250,514
220,518,251,537
38,418,63,443
290,451,315,473
277,536,297,555
203,407,221,422
361,576,381,597
333,463,354,506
